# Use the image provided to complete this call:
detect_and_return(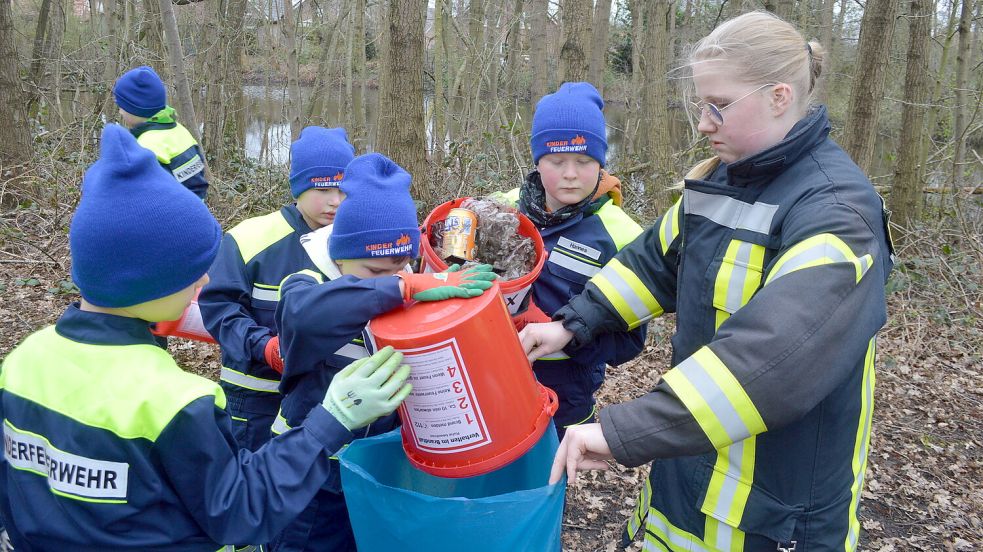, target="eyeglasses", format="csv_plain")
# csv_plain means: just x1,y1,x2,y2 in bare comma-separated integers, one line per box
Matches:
688,83,777,126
